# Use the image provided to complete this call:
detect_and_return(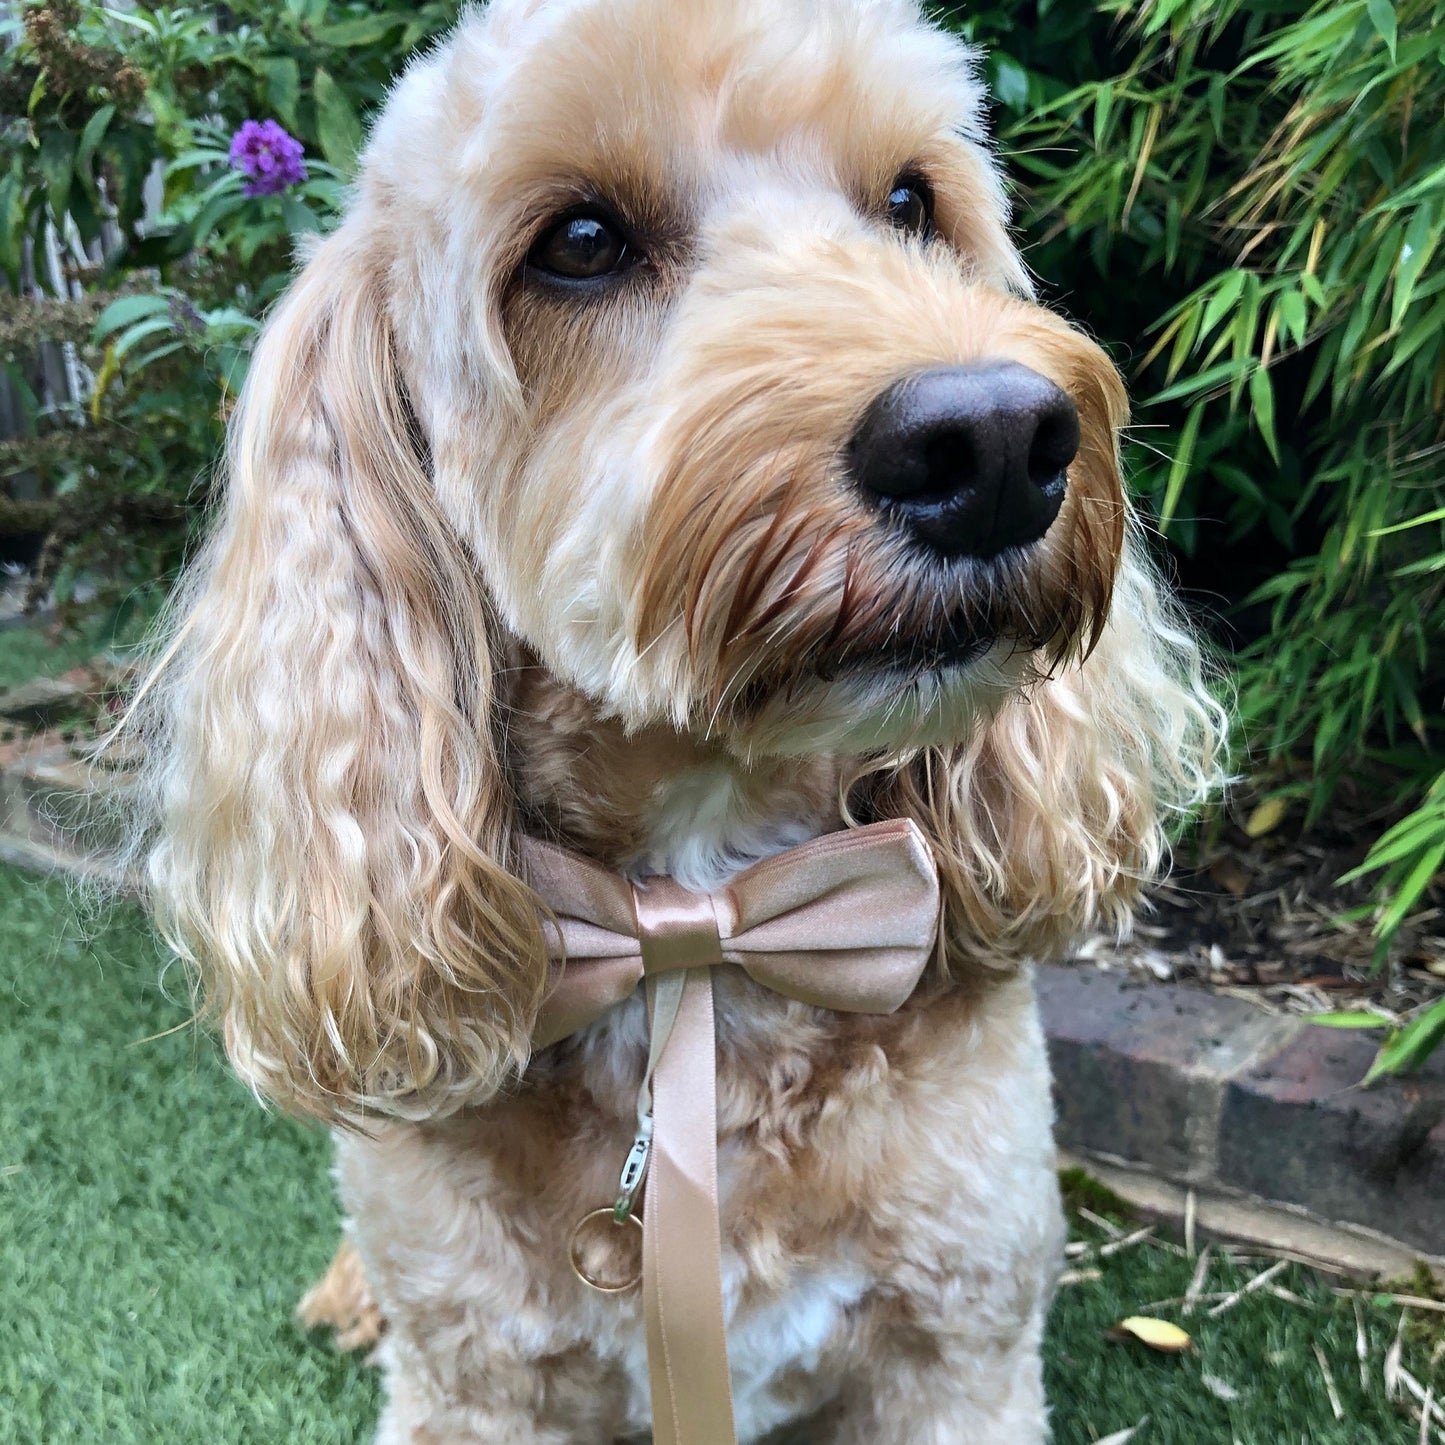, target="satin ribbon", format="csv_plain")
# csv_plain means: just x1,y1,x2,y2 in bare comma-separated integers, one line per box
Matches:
519,819,940,1445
